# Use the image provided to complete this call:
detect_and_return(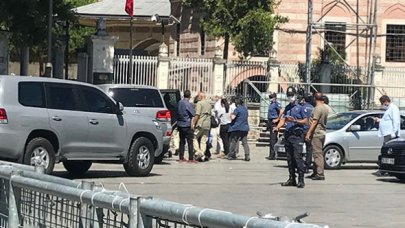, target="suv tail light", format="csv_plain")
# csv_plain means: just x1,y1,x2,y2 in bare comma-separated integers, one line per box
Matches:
0,108,8,124
156,110,171,122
